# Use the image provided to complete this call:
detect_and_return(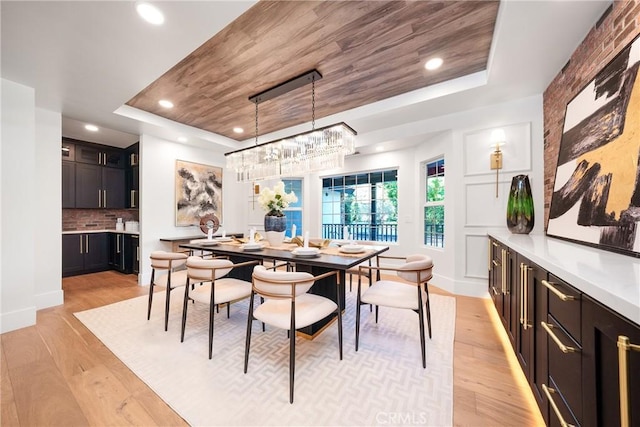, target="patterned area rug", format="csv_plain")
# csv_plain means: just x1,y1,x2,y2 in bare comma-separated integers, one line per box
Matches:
75,285,456,426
